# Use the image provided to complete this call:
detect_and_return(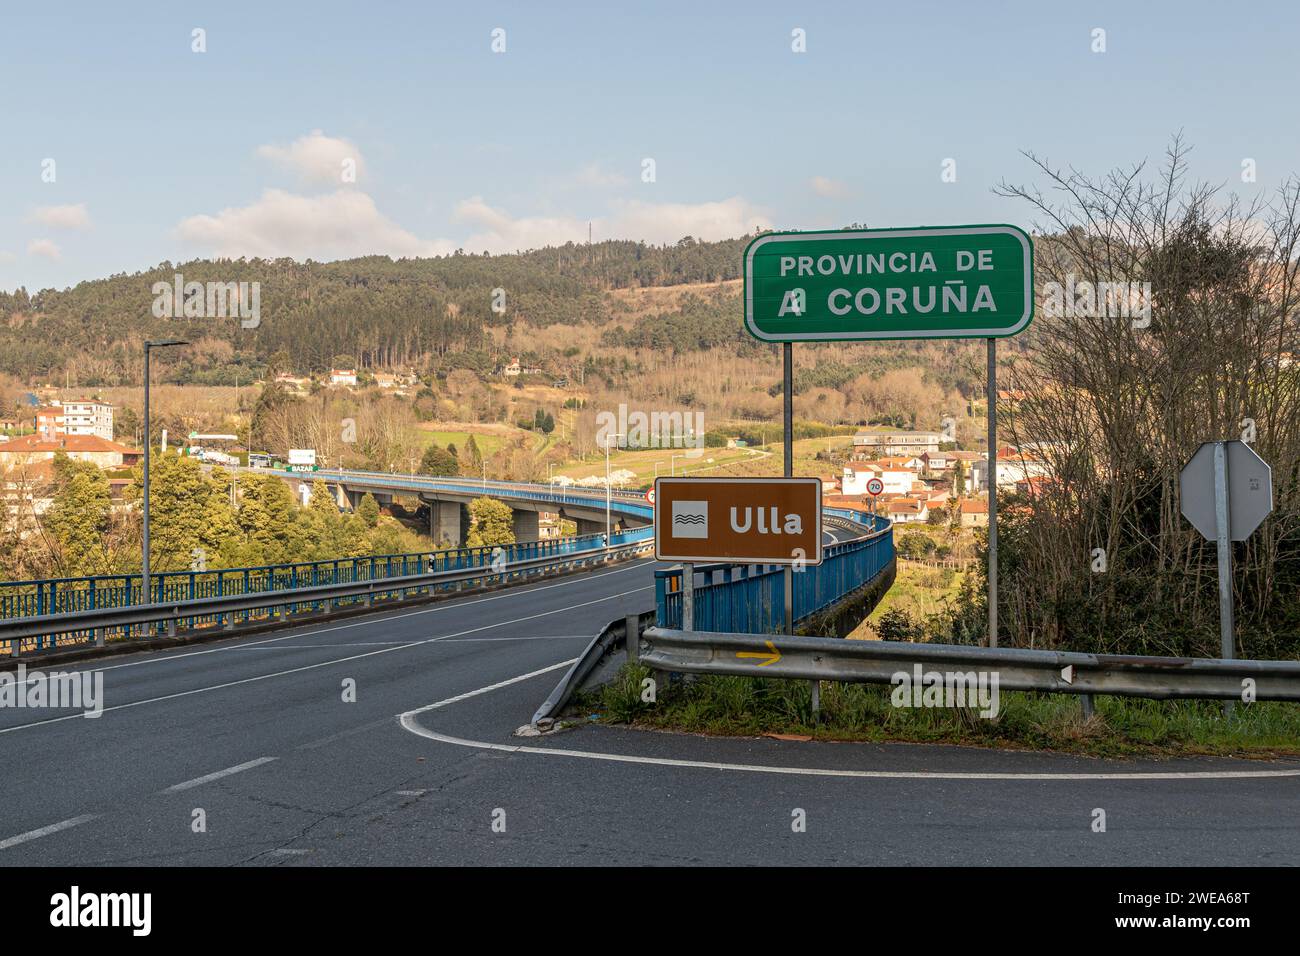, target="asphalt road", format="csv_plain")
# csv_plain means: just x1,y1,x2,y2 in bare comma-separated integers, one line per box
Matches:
0,553,1297,866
